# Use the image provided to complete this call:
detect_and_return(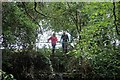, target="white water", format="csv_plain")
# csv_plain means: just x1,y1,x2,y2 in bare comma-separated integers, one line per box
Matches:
45,57,55,75
36,29,71,49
